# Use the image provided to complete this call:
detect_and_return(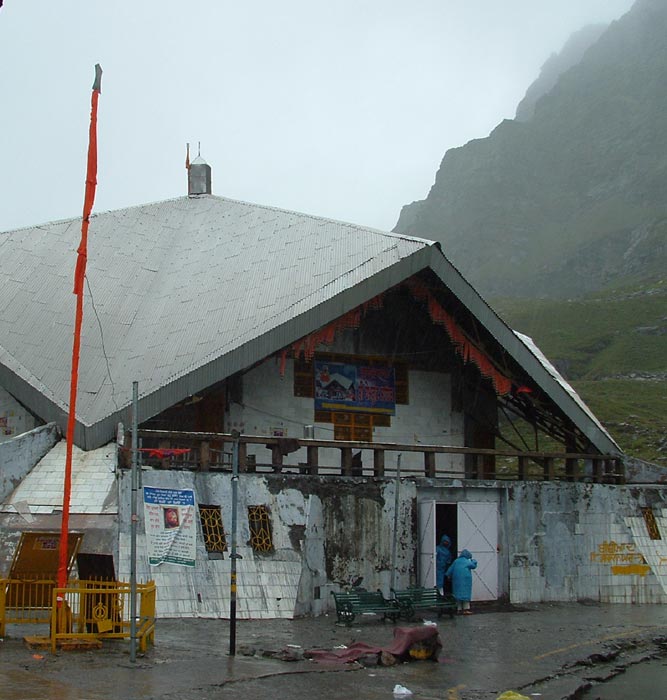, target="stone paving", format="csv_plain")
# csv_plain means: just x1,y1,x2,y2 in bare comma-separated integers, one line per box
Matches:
2,602,667,700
